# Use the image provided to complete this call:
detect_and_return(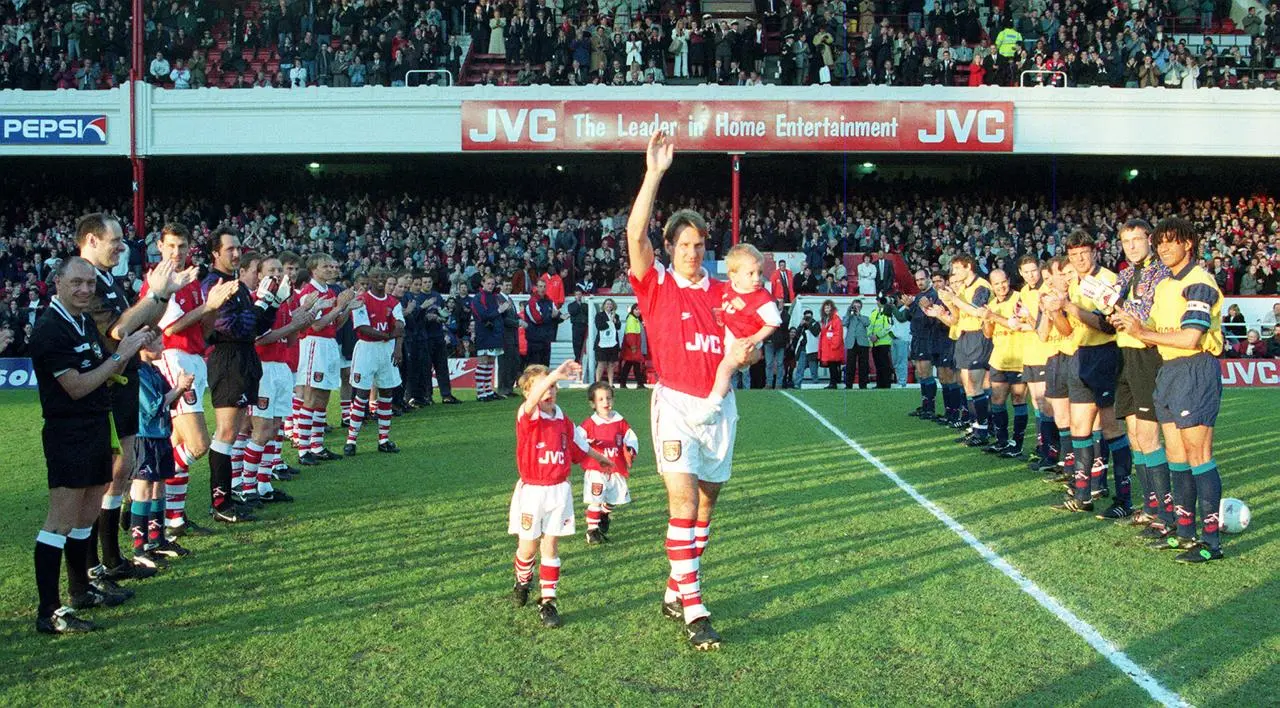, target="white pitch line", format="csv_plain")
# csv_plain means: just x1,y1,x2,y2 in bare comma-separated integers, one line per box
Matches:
781,392,1191,708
